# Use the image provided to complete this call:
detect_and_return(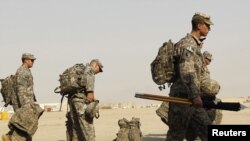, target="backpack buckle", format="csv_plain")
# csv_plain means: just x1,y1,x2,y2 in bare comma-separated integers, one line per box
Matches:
158,85,165,91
